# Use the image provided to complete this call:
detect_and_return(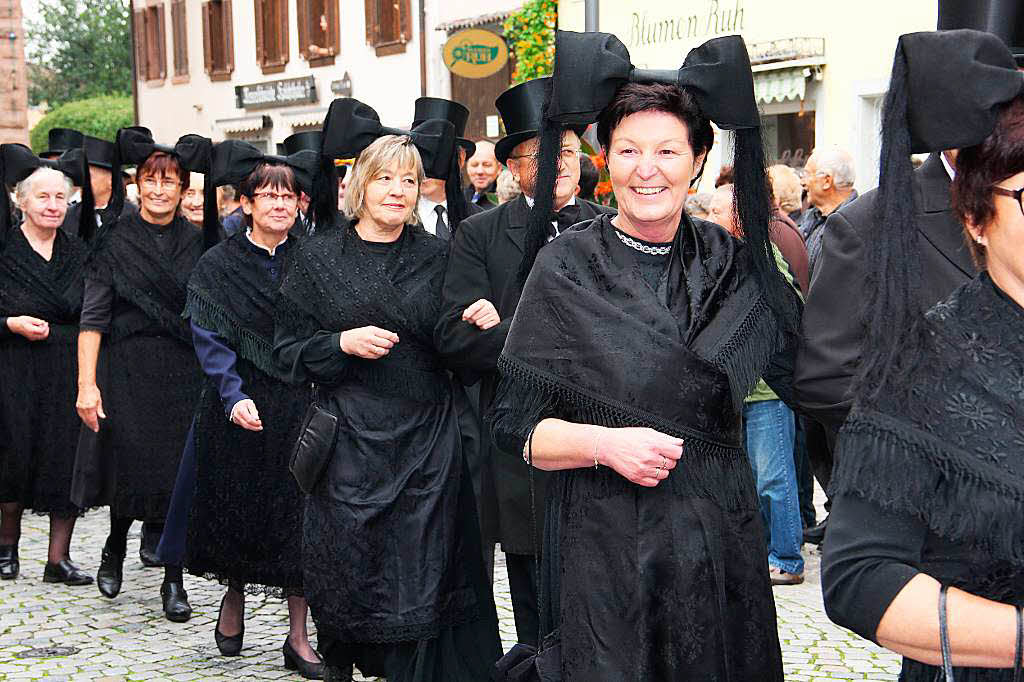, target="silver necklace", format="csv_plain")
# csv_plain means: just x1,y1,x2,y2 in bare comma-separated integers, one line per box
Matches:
615,230,672,255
